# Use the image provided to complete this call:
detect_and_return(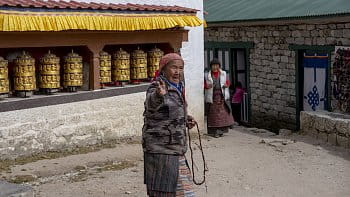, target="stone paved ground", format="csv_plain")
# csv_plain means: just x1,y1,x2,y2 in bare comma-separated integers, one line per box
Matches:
1,126,349,197
0,180,33,197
